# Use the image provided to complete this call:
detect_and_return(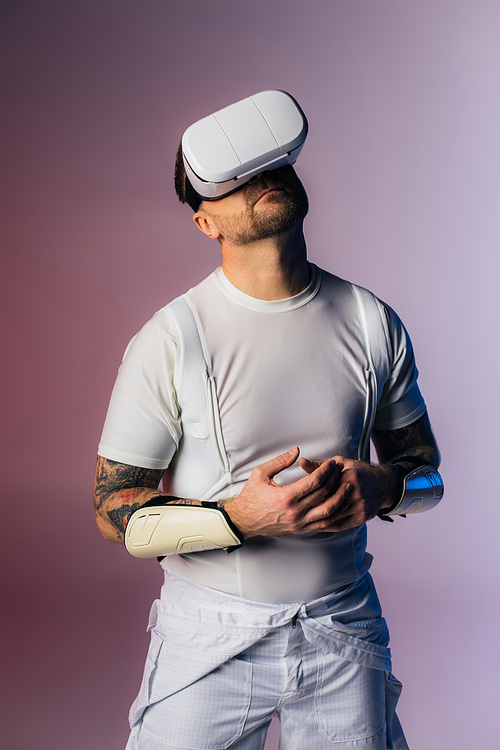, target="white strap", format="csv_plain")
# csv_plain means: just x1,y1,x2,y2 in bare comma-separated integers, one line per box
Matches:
350,284,392,460
166,296,230,501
